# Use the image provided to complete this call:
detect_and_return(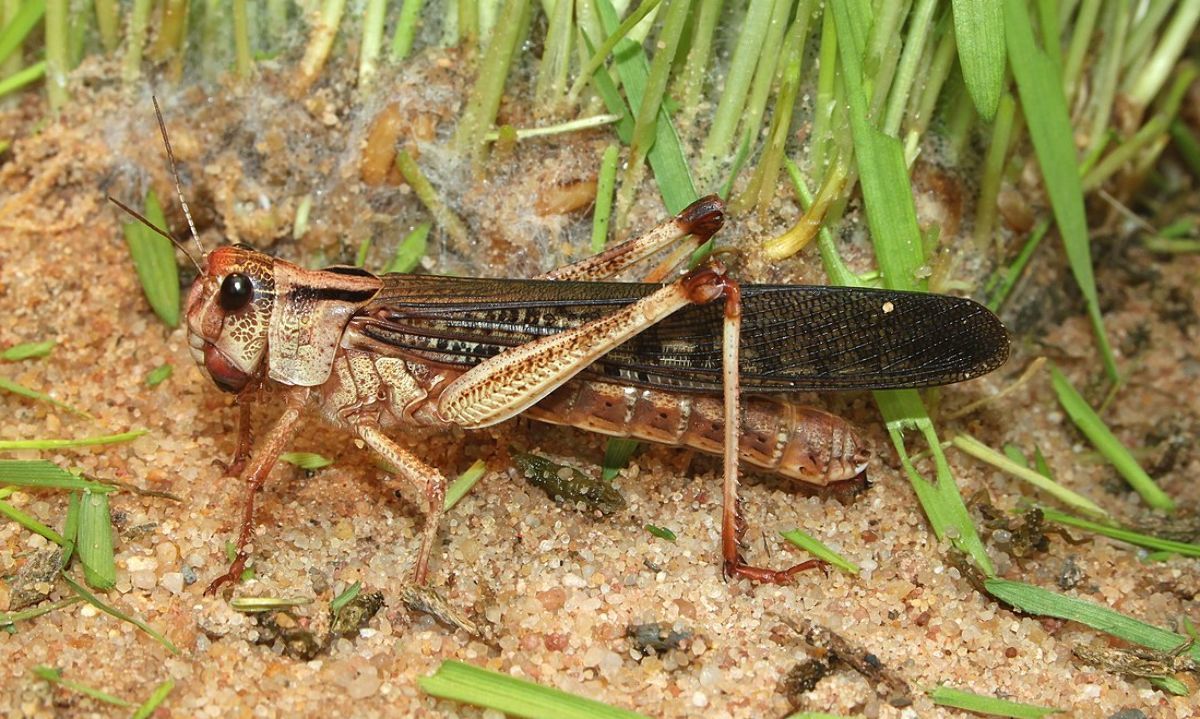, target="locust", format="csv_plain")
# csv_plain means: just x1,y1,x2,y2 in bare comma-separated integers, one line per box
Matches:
115,101,1009,596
